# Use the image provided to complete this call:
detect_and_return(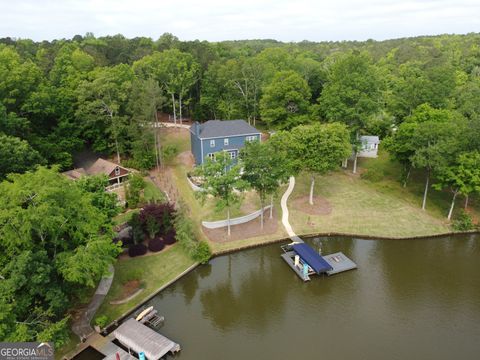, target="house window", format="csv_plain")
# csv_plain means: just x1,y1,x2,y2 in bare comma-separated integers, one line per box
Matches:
224,138,229,146
114,167,120,176
207,153,215,161
210,139,215,147
246,135,257,142
228,151,237,159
